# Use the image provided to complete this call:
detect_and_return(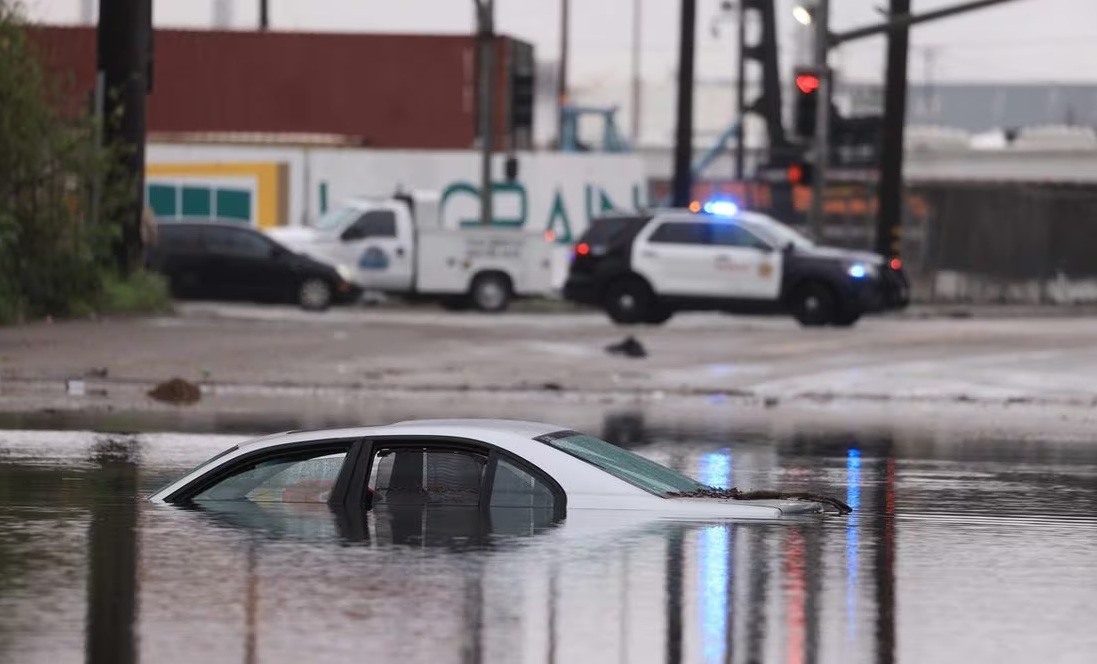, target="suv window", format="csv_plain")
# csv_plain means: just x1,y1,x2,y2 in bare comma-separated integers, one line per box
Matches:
648,222,709,245
157,224,203,253
342,210,397,241
579,215,650,246
710,223,770,249
204,227,274,259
